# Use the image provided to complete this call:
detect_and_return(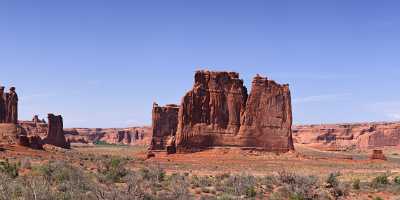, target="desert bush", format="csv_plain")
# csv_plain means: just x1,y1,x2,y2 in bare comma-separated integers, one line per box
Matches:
372,173,390,188
0,173,15,200
217,173,257,198
0,159,19,178
326,172,340,188
276,170,319,199
257,175,278,193
191,175,215,188
165,173,191,200
325,172,348,198
394,176,400,185
19,157,32,169
352,178,361,190
29,161,95,200
97,156,128,183
139,164,166,183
